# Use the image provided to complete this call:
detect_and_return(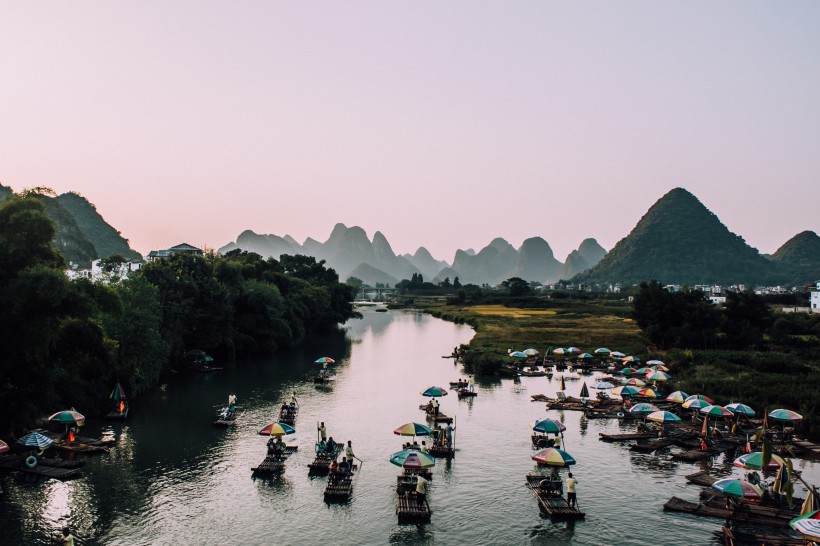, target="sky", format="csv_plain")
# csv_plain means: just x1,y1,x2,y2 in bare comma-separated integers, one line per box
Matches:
1,2,818,263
